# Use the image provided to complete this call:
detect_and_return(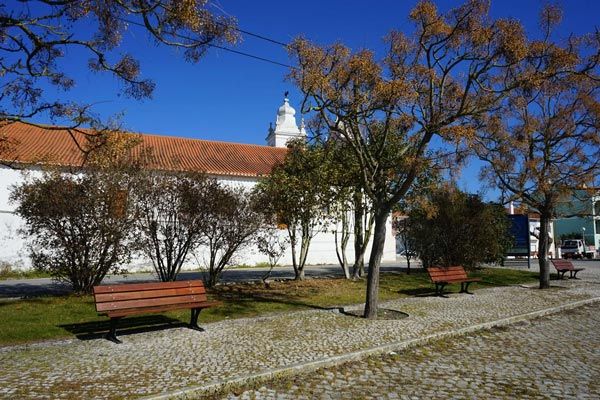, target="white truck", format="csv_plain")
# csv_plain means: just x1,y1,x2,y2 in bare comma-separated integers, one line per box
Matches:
560,239,596,259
